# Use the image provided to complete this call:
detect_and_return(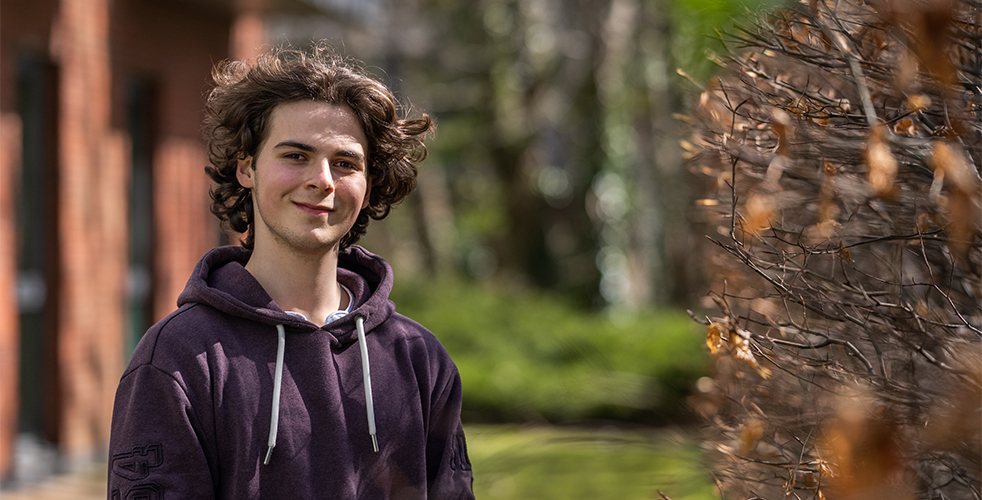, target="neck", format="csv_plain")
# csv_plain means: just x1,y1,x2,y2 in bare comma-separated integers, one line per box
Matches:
245,242,347,326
